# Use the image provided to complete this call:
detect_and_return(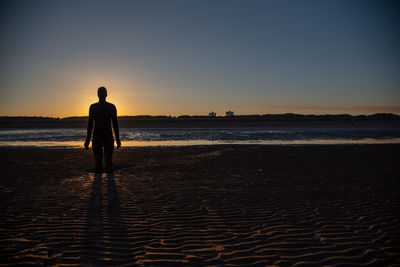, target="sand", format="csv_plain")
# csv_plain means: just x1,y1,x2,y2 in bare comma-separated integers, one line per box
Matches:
0,145,399,266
